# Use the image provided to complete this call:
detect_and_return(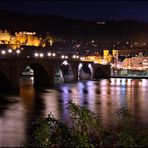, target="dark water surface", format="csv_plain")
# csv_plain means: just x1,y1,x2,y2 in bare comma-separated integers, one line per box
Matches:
0,78,148,147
